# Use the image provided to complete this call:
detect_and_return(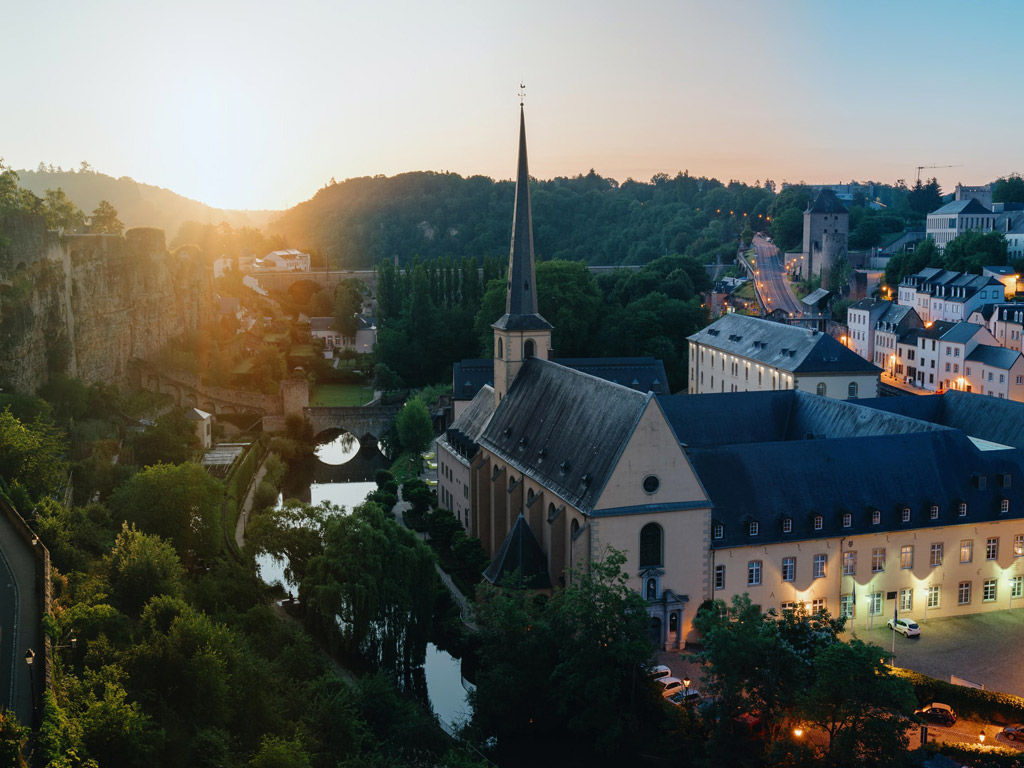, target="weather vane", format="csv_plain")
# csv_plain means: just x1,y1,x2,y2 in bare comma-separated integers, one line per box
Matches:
518,82,526,105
